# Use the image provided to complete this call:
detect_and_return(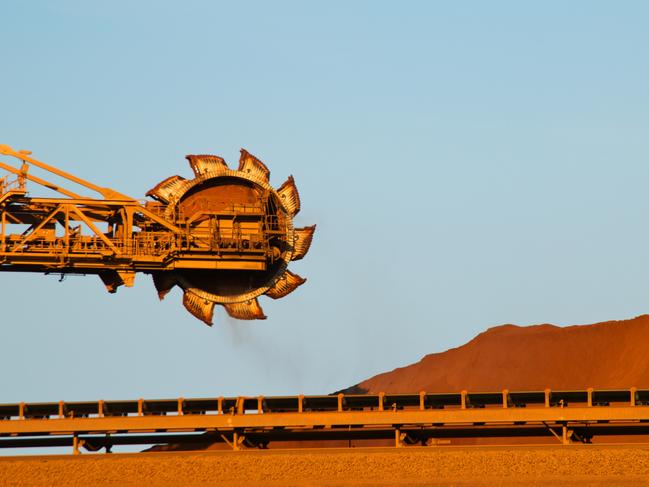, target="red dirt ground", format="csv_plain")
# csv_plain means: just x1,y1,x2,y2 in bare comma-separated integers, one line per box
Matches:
3,446,649,486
